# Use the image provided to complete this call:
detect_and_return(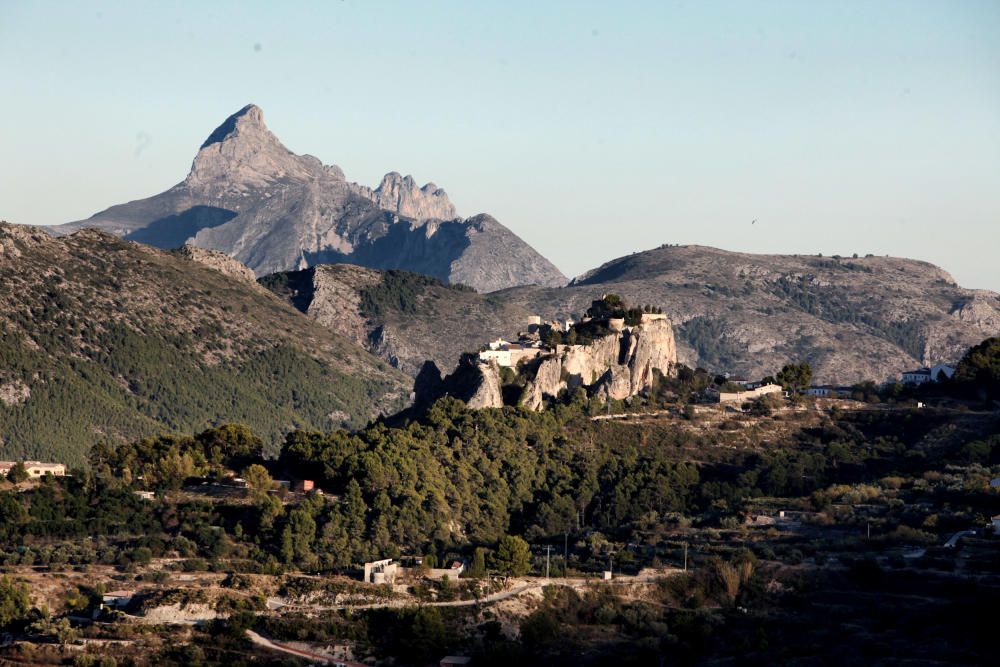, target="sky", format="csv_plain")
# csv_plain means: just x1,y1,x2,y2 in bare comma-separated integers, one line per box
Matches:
1,0,998,289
